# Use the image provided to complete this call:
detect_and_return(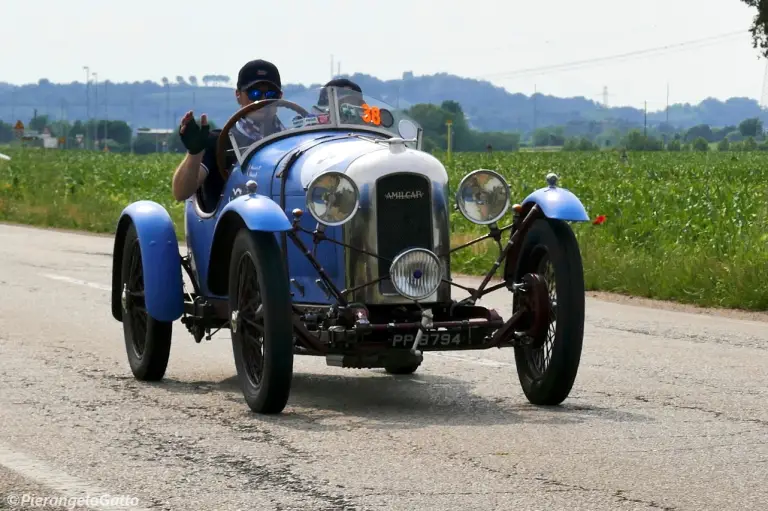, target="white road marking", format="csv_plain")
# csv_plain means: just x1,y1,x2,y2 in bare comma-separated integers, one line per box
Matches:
40,273,110,292
0,443,151,510
429,352,513,367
